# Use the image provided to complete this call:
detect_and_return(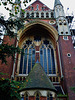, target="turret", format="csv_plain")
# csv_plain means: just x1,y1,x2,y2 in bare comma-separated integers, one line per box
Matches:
54,0,65,18
54,0,62,7
54,0,70,36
